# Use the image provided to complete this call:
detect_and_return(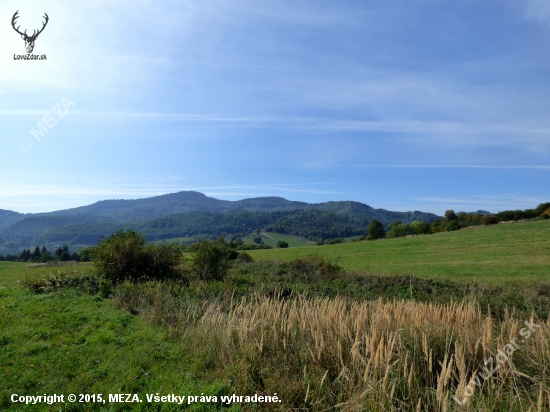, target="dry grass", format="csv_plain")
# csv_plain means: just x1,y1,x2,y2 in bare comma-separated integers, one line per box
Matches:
115,282,550,411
